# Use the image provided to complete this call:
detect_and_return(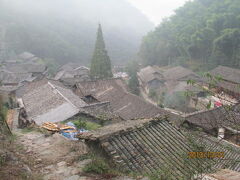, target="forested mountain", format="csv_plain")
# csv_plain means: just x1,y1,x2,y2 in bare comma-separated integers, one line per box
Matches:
0,0,154,65
139,0,240,70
